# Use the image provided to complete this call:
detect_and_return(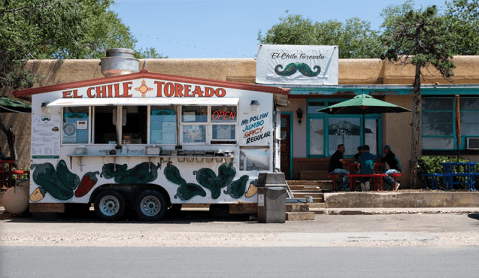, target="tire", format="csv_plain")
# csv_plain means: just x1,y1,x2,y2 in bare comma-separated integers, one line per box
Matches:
134,190,168,221
94,190,125,221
